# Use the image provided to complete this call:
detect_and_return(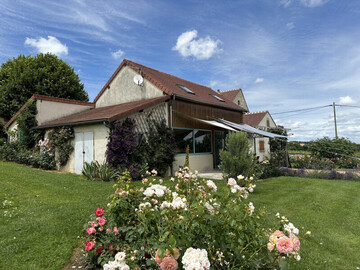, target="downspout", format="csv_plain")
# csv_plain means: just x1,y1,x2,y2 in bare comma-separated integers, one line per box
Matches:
169,95,175,130
169,95,175,176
